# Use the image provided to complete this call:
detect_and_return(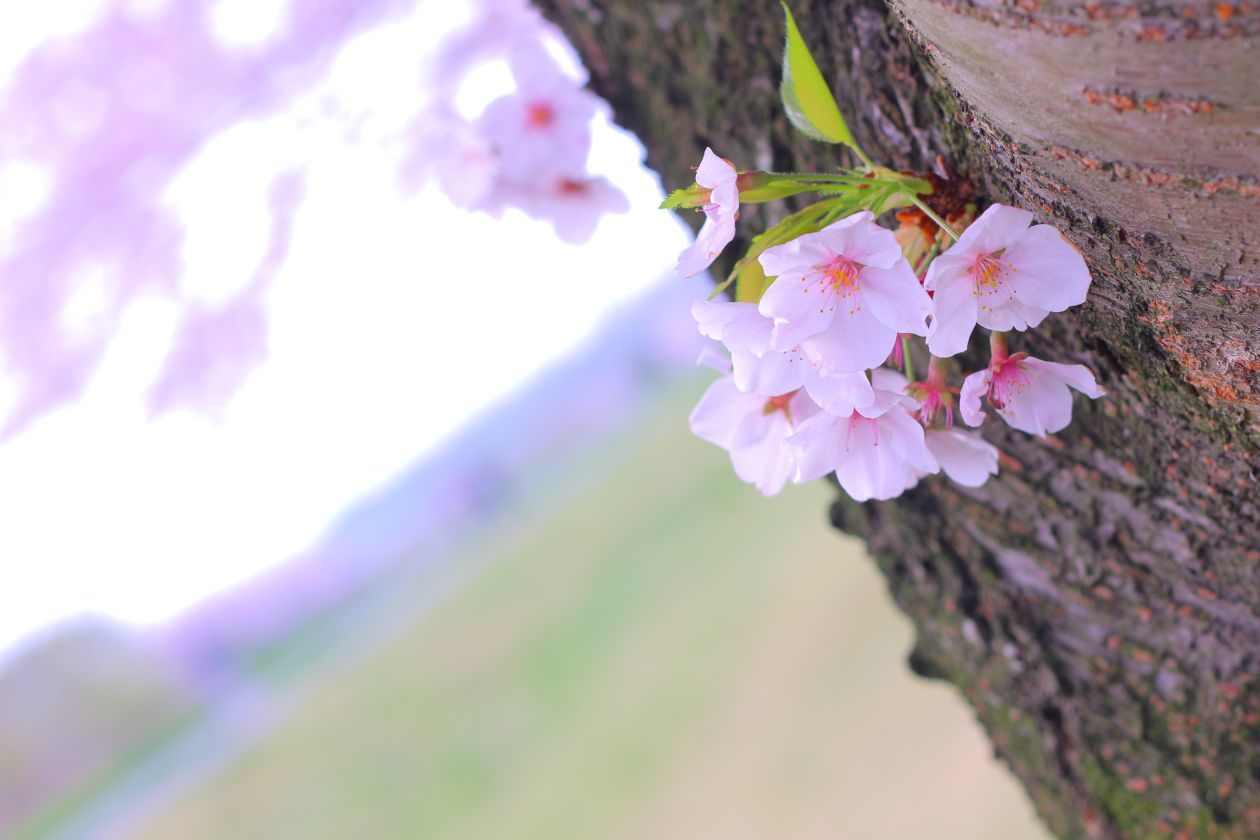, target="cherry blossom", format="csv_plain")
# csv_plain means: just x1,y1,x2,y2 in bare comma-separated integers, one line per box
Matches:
411,109,501,211
505,175,629,243
786,375,934,502
692,300,874,415
924,427,999,487
906,356,957,427
476,44,598,182
757,211,931,373
960,350,1104,437
925,203,1092,358
689,375,820,496
675,149,740,277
